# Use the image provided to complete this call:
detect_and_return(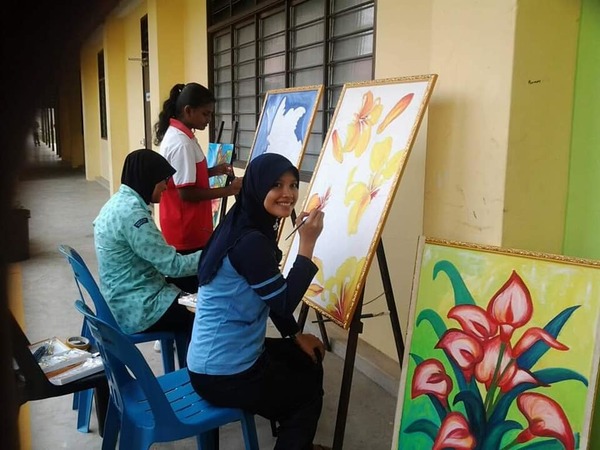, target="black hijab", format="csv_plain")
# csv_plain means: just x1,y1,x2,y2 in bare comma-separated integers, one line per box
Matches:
198,153,299,286
120,148,175,204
